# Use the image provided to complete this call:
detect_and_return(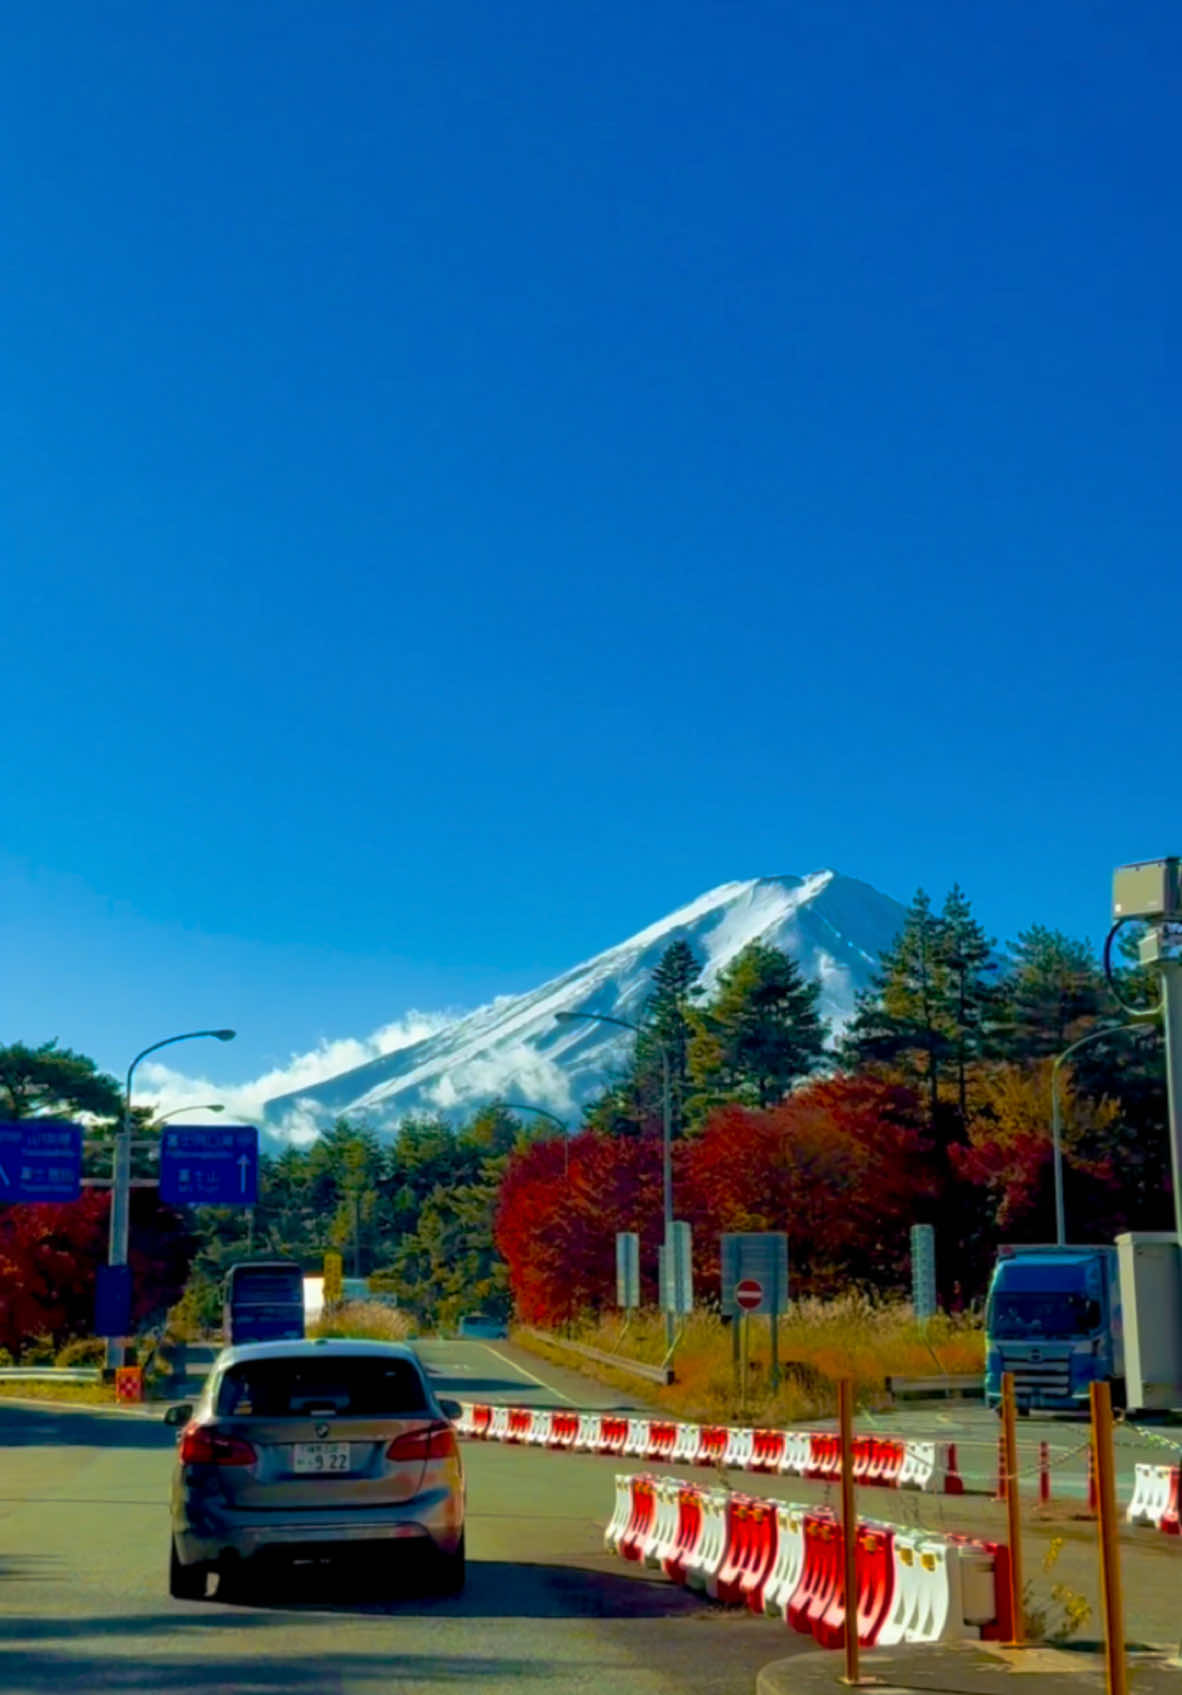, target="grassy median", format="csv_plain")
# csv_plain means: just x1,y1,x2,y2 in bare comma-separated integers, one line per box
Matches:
517,1297,984,1423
